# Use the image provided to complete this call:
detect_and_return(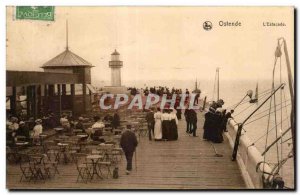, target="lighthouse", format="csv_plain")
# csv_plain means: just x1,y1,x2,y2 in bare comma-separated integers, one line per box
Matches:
109,49,123,86
103,49,128,94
